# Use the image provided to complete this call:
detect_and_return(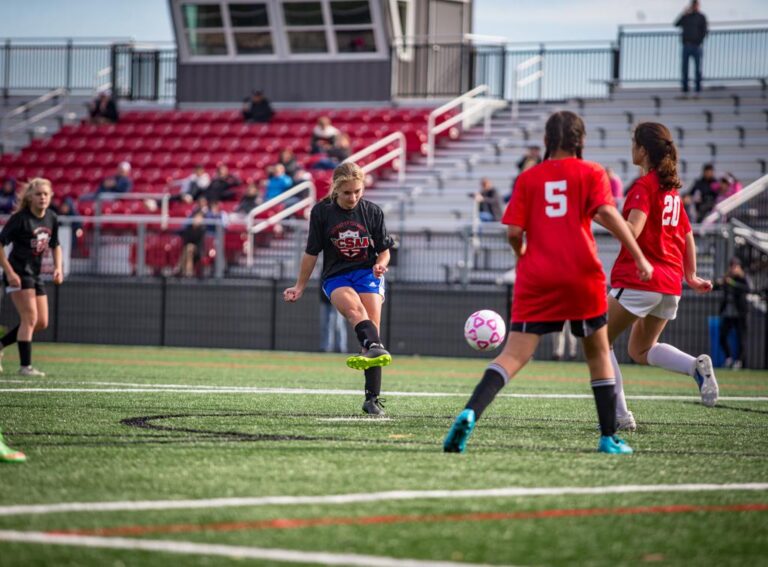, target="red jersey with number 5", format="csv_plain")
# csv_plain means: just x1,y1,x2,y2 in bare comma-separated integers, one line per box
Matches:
610,170,691,295
502,157,615,321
